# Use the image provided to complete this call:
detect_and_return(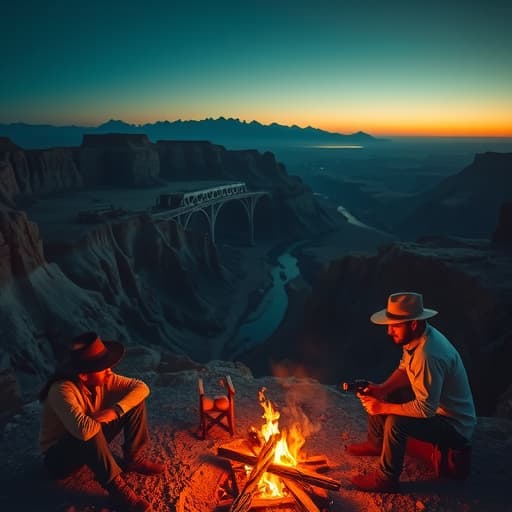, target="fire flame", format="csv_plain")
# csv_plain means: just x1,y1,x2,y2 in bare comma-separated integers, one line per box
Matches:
250,388,306,498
